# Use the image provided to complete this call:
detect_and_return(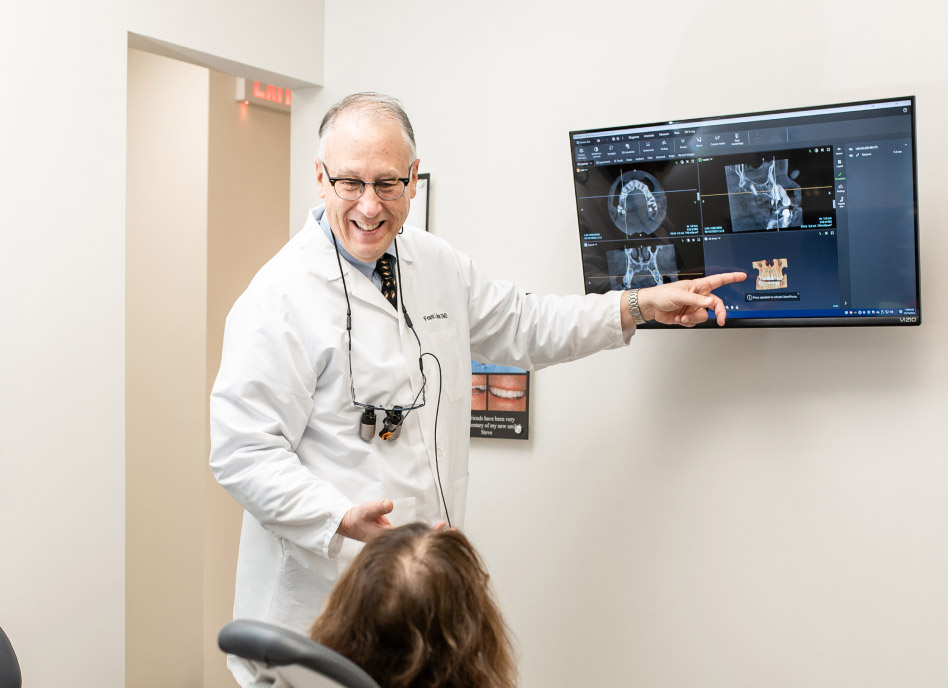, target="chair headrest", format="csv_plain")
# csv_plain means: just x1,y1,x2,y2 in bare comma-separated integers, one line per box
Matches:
0,625,23,688
218,619,380,688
